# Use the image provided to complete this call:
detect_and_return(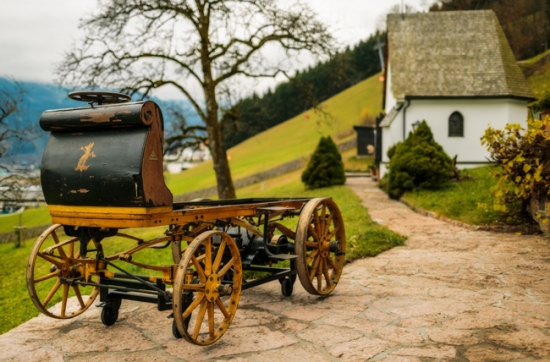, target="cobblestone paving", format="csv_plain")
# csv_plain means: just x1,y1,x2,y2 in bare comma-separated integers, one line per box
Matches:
1,177,550,361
